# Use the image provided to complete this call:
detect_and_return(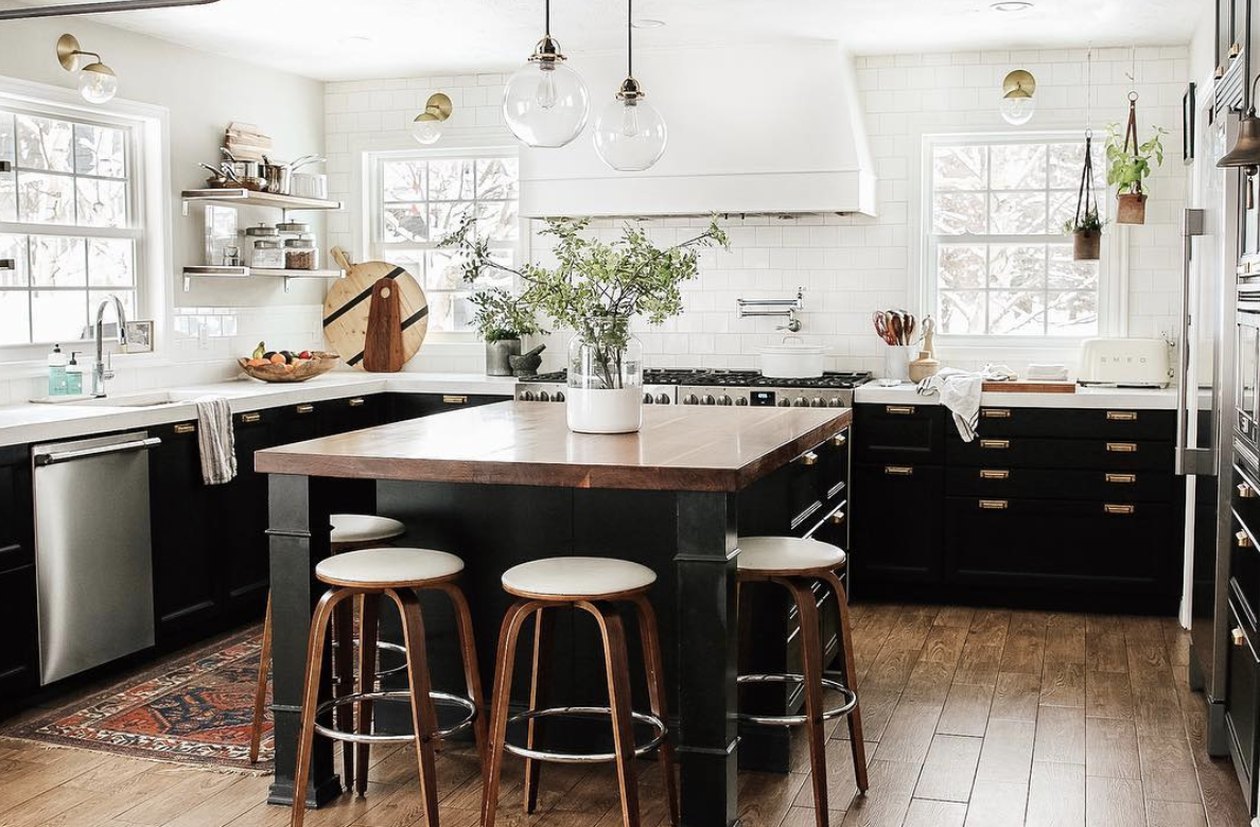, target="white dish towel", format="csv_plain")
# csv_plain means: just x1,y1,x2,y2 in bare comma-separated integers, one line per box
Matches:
195,395,237,485
916,368,984,442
